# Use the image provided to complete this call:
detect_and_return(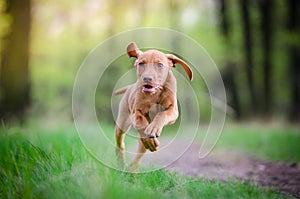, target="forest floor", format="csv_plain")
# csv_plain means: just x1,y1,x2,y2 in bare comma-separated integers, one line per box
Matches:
148,140,300,198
